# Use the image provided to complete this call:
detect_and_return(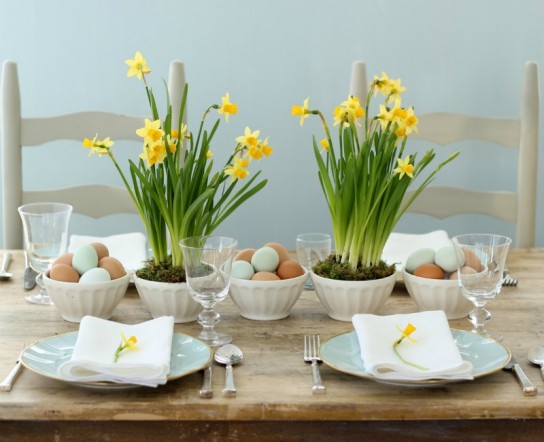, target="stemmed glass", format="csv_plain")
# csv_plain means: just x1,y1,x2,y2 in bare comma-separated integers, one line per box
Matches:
180,236,238,347
18,203,73,305
296,233,331,289
452,234,511,341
